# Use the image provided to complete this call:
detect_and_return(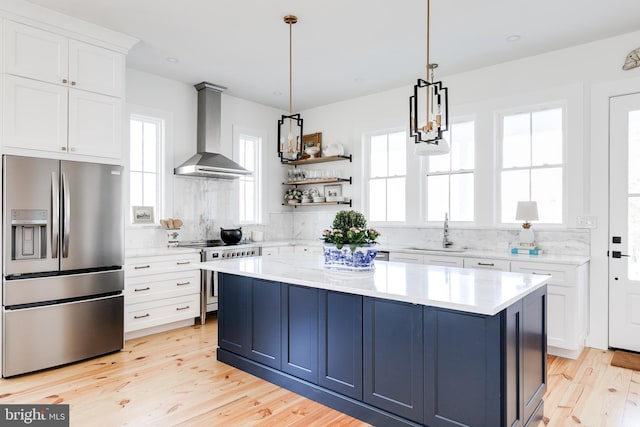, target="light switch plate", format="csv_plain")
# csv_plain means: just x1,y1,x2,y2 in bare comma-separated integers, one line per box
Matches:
576,215,597,229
